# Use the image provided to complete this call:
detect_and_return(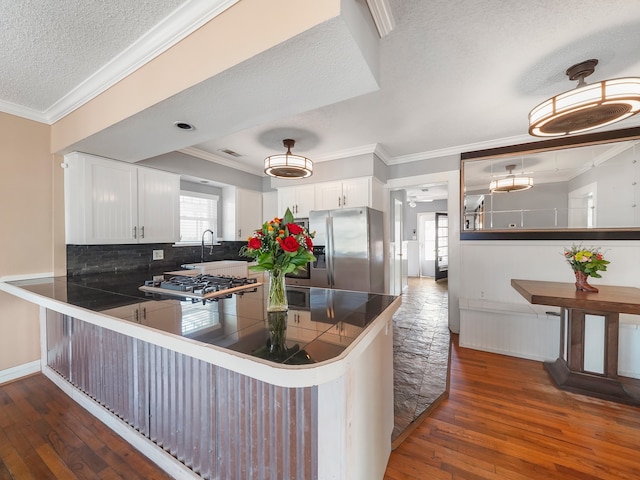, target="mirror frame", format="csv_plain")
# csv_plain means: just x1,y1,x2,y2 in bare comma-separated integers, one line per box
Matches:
460,125,640,240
